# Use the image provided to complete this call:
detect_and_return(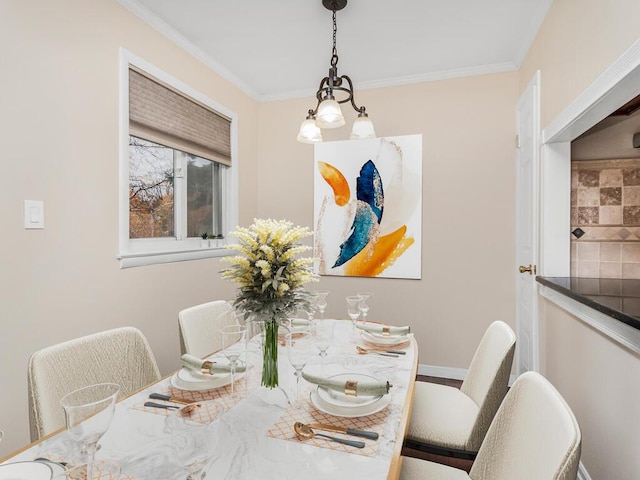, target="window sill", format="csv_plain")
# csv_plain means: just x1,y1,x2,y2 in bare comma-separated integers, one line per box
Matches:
118,246,230,268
